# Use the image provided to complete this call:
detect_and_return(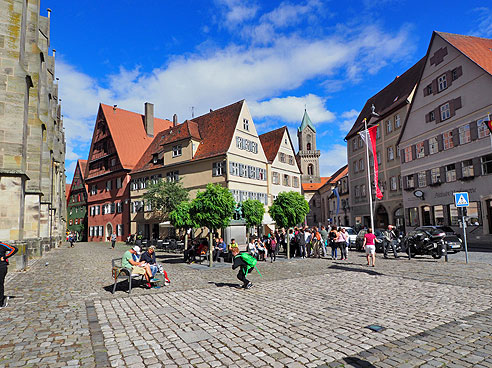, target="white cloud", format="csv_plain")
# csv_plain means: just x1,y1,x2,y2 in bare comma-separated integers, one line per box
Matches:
250,94,335,124
470,7,492,38
319,144,347,177
215,0,259,27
